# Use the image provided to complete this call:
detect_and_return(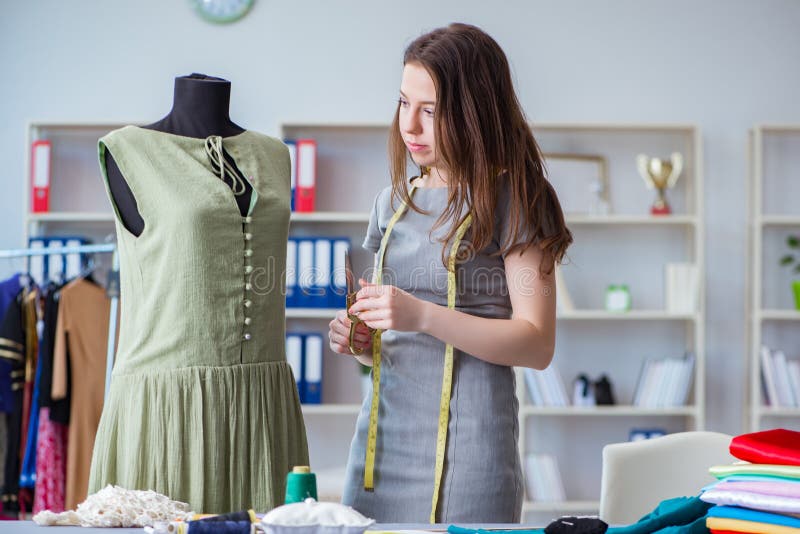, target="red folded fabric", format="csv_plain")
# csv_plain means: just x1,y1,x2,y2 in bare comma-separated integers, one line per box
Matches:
730,429,800,466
